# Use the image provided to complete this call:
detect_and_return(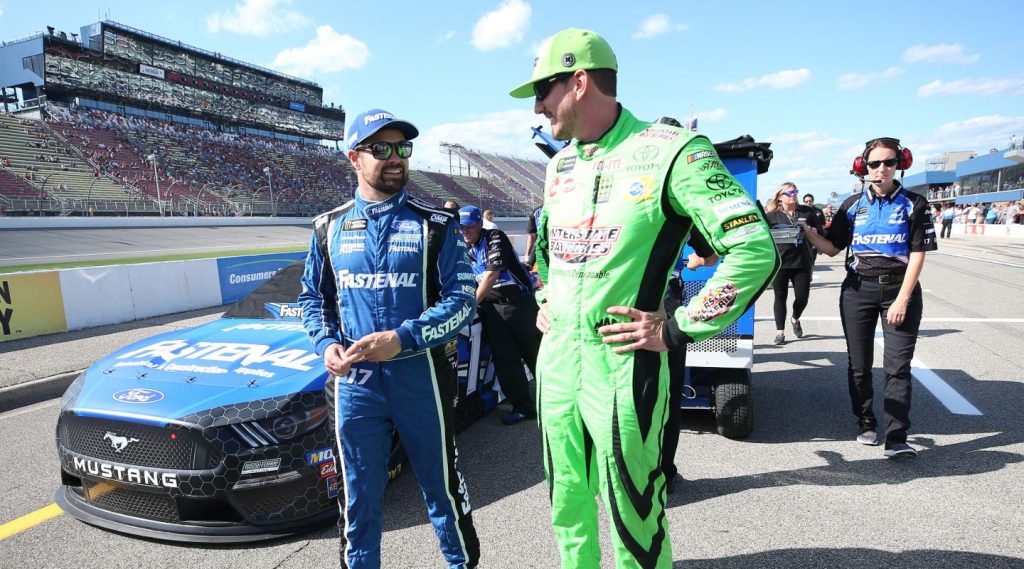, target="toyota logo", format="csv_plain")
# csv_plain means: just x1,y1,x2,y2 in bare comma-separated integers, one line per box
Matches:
706,174,735,191
633,145,659,162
